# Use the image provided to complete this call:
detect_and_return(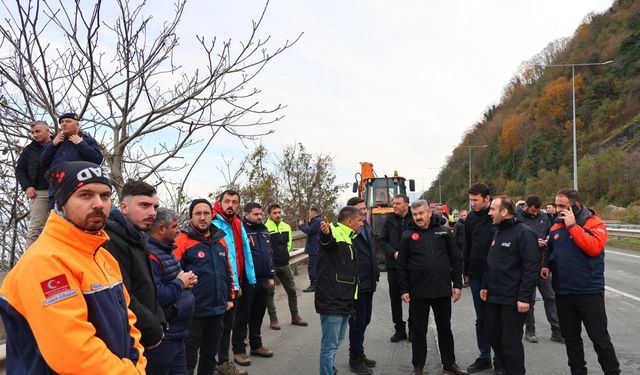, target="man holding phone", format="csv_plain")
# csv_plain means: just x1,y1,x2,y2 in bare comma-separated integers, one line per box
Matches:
541,188,620,375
